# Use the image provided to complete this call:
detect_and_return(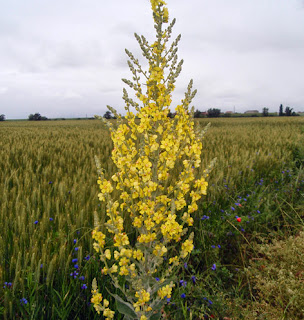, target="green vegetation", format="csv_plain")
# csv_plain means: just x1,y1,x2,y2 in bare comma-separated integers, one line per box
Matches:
0,117,303,319
28,113,48,121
